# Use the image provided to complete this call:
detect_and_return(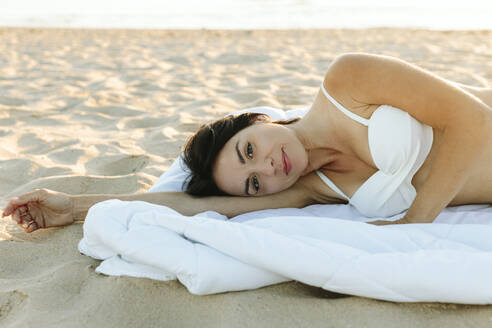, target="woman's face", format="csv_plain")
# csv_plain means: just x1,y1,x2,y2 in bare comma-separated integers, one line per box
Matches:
213,122,308,196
